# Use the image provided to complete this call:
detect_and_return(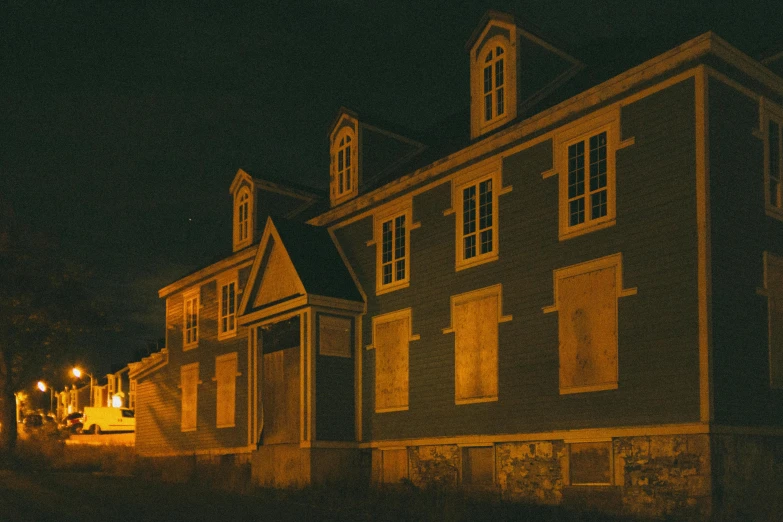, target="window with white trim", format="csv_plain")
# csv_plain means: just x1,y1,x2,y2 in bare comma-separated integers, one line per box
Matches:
331,126,357,204
483,46,505,123
218,277,237,340
765,110,783,217
215,352,239,428
764,252,783,388
452,165,506,271
374,204,415,294
233,186,253,250
444,285,511,405
543,253,636,394
550,109,629,240
180,362,199,431
183,288,199,350
369,309,419,413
